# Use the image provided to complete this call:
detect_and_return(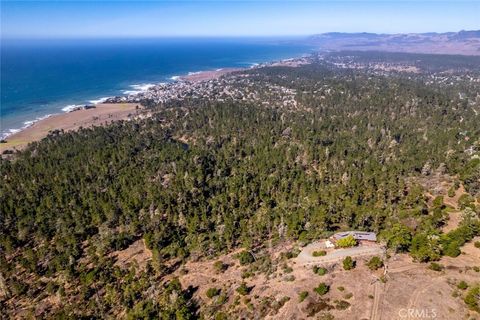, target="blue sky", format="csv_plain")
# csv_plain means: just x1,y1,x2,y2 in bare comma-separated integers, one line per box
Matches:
1,1,479,38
